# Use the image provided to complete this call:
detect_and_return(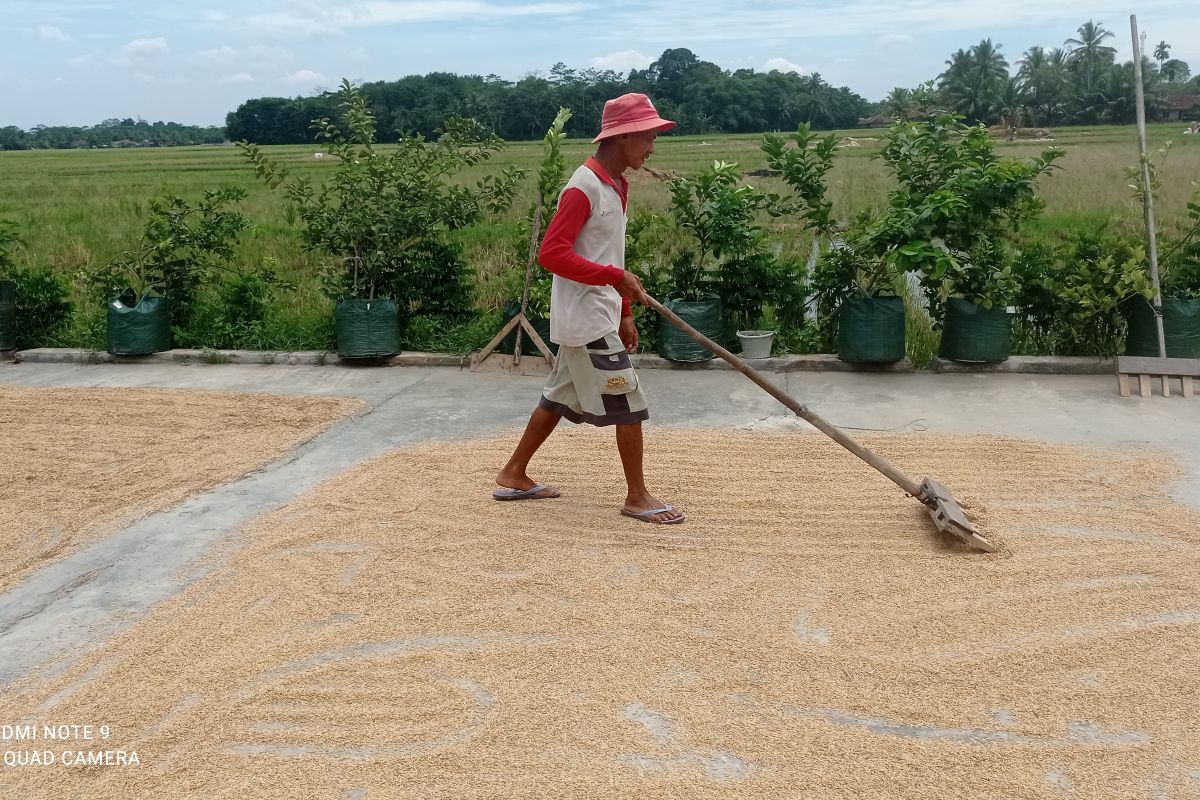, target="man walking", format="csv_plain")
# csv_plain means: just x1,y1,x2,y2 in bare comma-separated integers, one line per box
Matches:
493,93,684,524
